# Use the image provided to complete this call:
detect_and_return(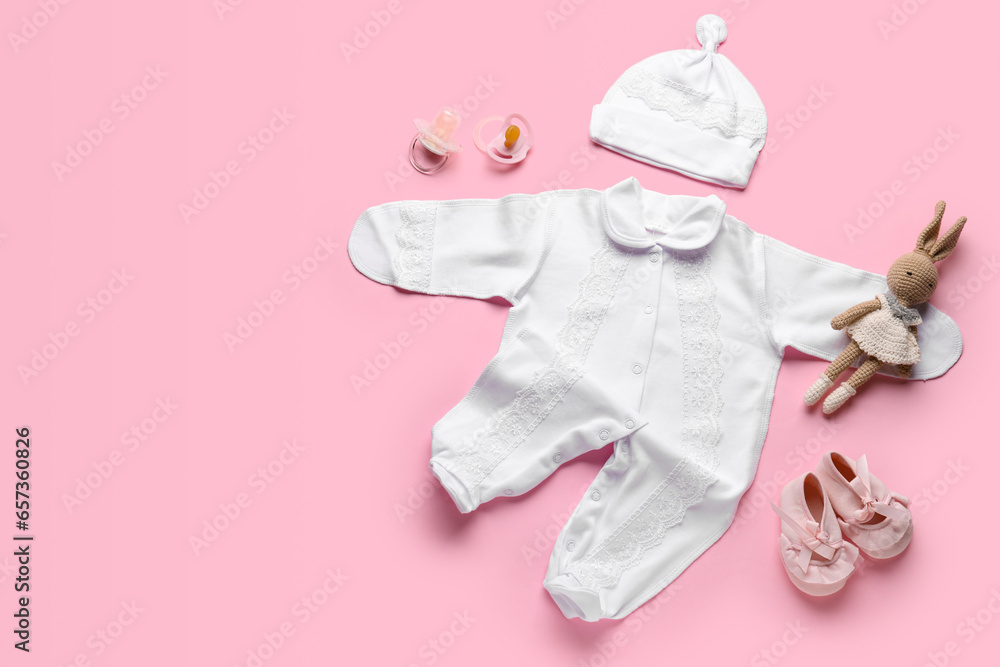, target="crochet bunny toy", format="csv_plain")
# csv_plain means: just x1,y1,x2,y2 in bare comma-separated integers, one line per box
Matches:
805,201,967,414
